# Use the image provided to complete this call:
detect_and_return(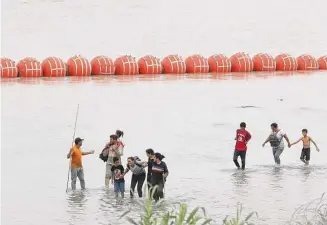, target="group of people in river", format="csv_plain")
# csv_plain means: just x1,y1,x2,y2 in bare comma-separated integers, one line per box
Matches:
67,130,168,201
233,122,320,170
67,123,320,199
